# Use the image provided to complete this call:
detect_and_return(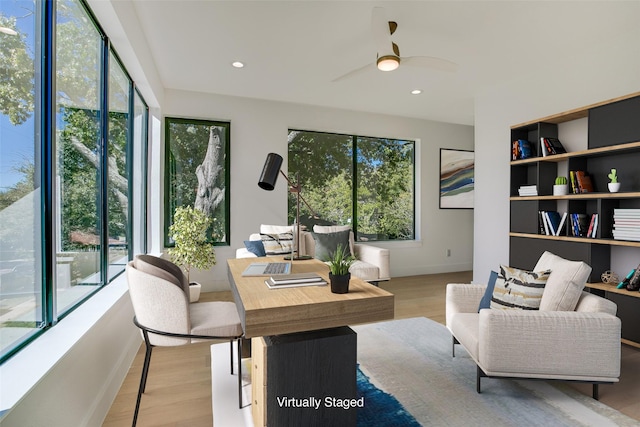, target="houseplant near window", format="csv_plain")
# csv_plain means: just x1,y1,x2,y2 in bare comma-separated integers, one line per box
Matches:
326,244,356,294
168,205,217,302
